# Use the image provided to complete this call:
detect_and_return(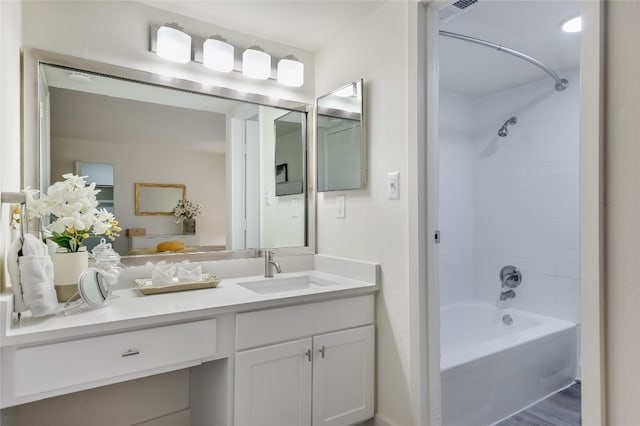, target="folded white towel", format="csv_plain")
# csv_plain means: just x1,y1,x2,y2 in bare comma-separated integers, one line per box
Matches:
177,265,202,283
7,237,28,313
18,234,58,317
151,265,176,287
